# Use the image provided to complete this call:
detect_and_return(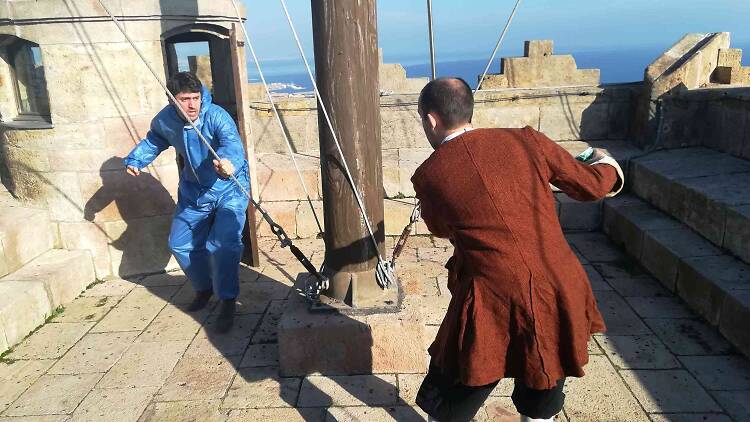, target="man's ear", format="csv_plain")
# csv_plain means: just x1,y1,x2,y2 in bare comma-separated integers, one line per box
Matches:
426,112,439,131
